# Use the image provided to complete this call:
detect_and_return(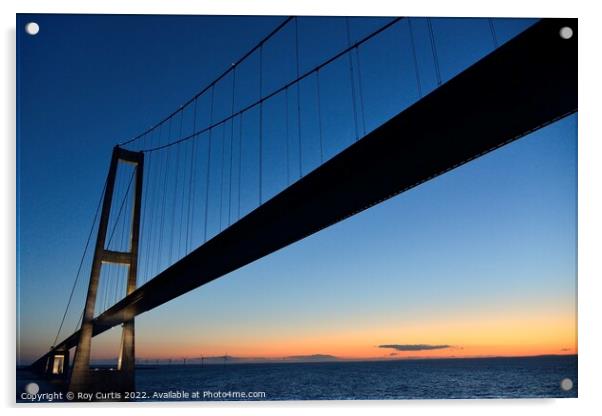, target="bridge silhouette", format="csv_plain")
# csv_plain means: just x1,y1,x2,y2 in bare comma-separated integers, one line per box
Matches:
30,17,577,395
